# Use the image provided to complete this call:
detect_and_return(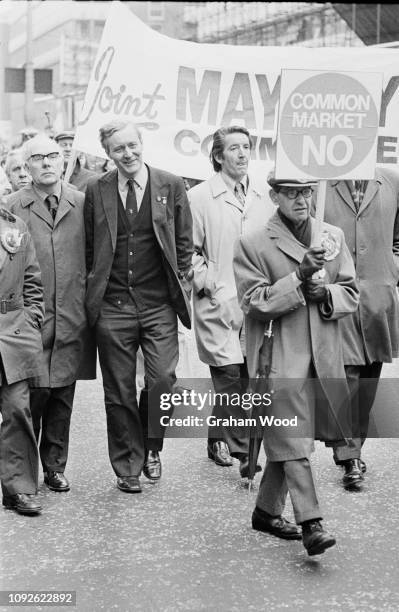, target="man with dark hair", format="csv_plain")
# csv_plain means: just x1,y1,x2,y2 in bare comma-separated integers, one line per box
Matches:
188,125,274,476
323,169,399,489
84,120,193,493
